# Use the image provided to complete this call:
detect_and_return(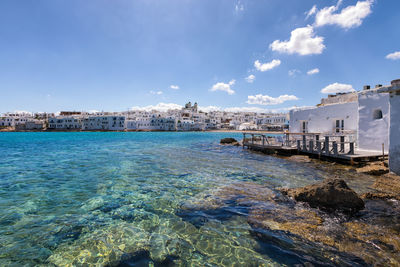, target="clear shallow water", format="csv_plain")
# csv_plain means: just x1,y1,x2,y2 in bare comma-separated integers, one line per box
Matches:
0,132,396,266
